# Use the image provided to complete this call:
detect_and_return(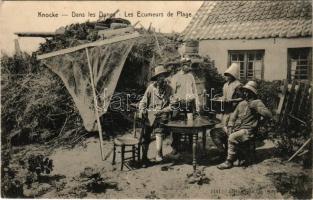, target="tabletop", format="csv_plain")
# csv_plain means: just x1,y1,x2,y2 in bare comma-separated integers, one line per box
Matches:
165,116,219,129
